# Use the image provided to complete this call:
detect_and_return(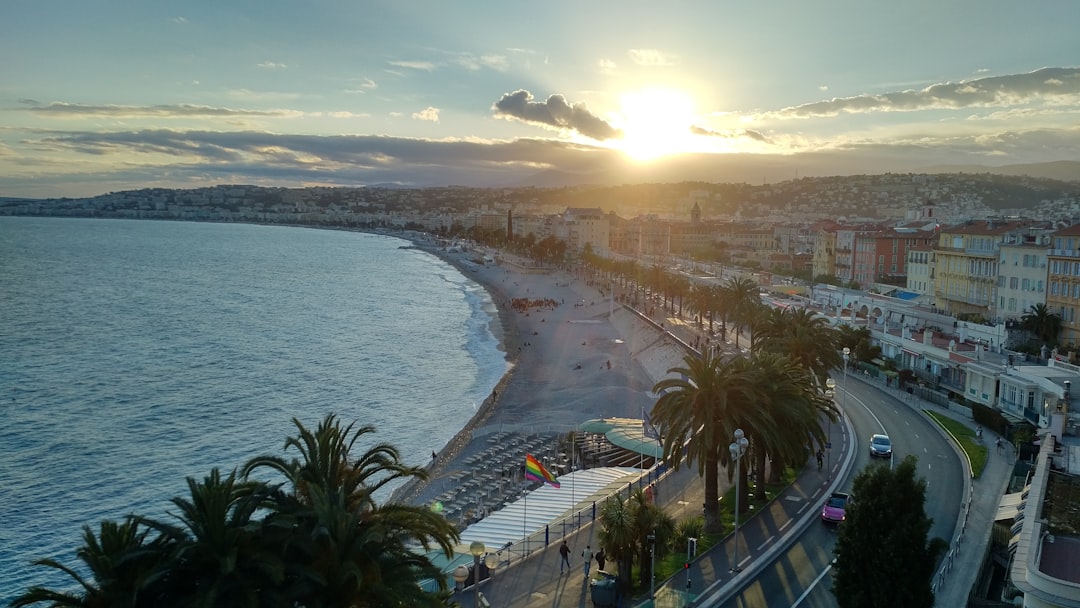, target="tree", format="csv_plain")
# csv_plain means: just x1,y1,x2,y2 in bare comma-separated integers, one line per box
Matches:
740,351,837,495
831,456,947,608
1021,303,1062,346
12,518,163,608
756,307,841,391
596,488,675,592
651,351,762,533
242,415,460,607
15,417,460,608
724,277,760,349
136,468,287,607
